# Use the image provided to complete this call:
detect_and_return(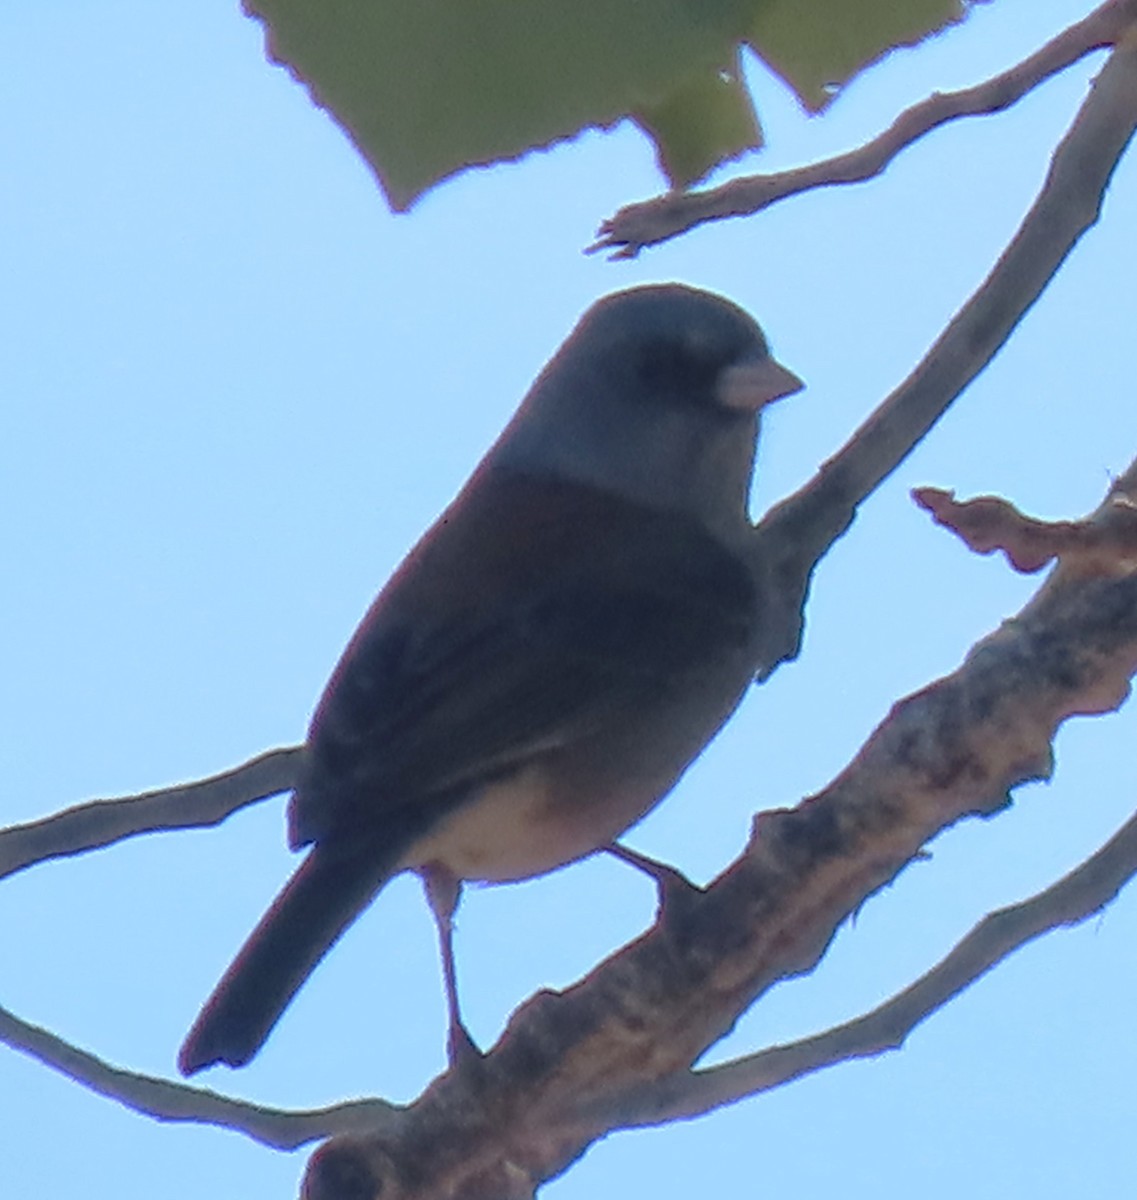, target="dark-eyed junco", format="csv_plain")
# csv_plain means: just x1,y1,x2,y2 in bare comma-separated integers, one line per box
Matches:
178,284,803,1075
